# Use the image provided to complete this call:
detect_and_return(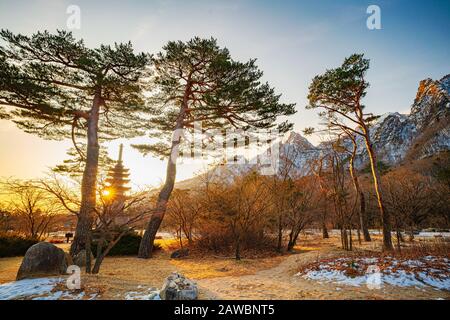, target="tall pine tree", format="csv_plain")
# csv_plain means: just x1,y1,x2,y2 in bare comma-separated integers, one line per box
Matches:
306,54,393,250
134,37,296,258
0,30,151,257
